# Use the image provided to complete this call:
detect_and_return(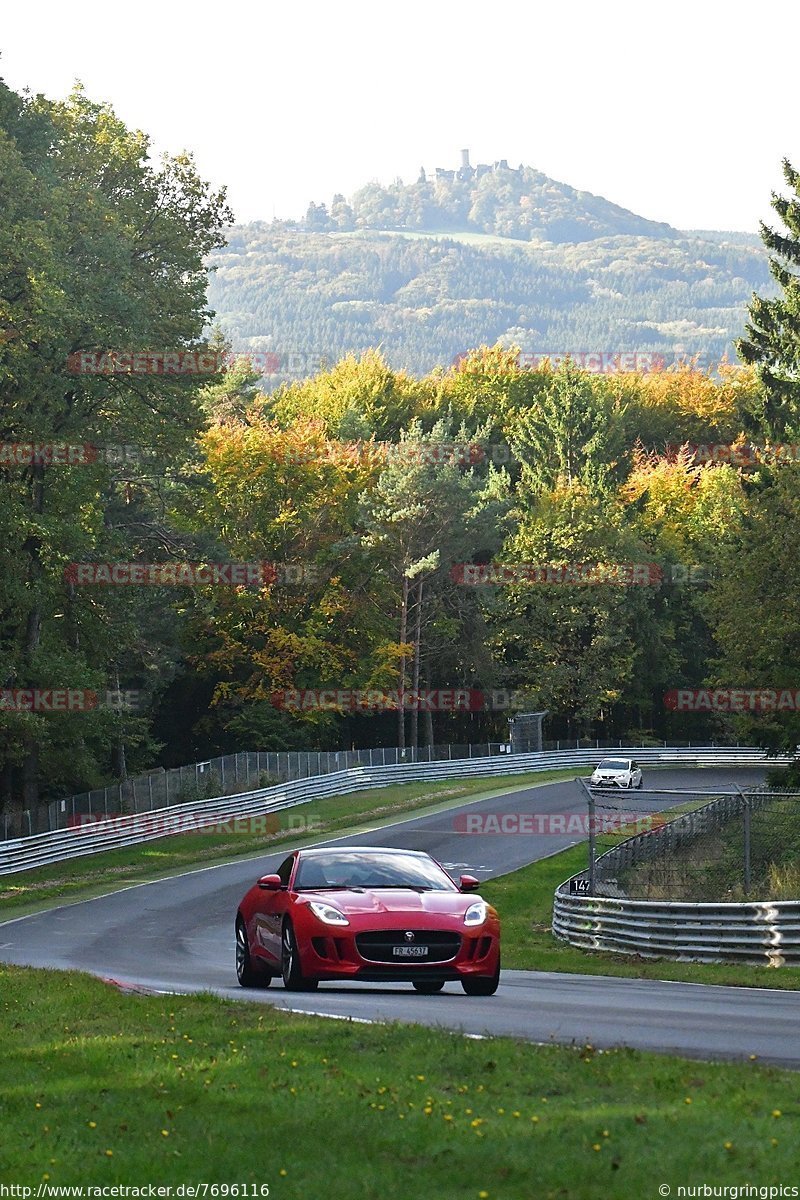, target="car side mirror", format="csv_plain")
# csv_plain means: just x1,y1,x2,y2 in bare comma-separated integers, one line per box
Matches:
257,873,283,890
460,874,480,891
